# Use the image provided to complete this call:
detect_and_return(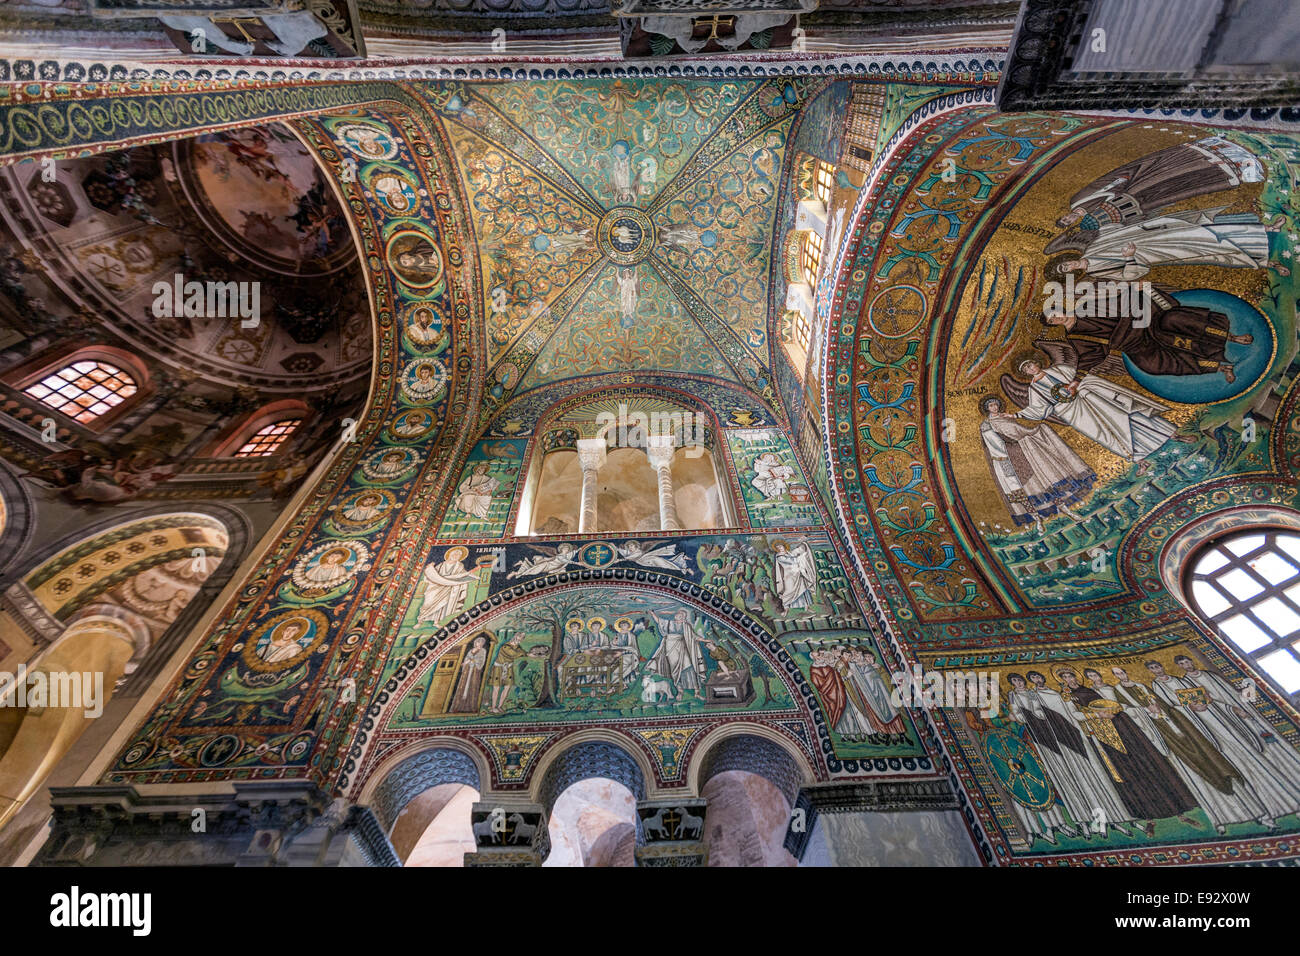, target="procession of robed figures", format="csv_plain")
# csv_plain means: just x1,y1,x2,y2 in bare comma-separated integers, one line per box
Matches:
993,655,1300,848
976,135,1275,532
808,643,910,746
